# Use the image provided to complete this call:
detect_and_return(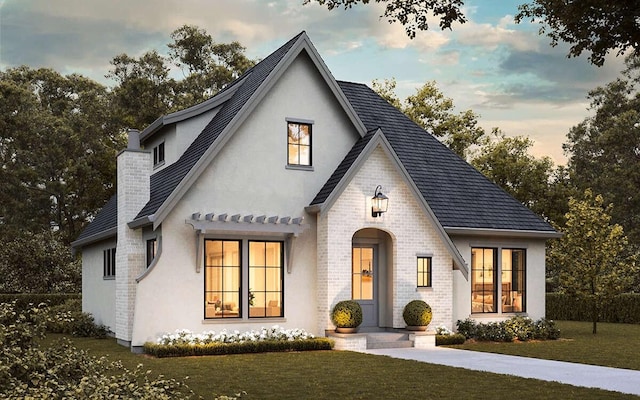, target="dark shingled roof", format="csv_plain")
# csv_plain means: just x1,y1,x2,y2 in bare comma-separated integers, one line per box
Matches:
311,81,555,232
74,194,117,244
75,32,555,248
